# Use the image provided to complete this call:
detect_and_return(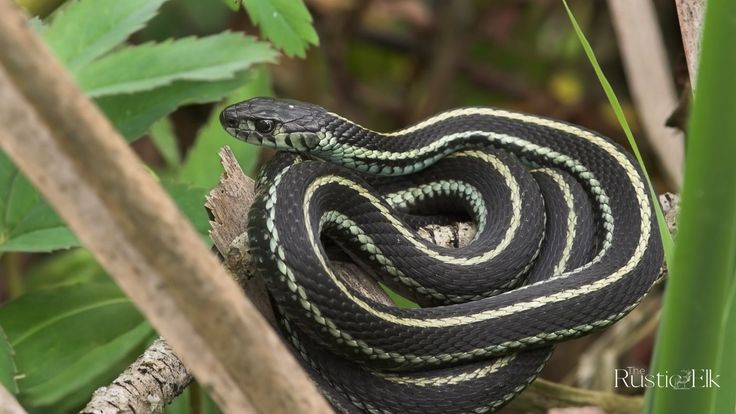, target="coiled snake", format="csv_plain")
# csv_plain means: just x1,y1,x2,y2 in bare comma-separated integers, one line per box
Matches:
220,97,663,413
